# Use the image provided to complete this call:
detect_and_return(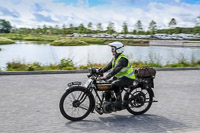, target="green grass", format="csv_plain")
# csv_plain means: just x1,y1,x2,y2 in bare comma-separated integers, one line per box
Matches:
185,39,200,41
0,37,15,45
0,33,58,42
3,58,200,71
51,37,107,46
23,35,58,41
51,38,89,46
0,33,26,40
51,37,149,46
0,33,149,46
